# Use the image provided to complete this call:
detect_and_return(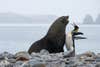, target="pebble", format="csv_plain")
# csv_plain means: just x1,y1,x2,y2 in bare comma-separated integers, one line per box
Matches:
0,52,15,60
40,49,49,55
0,51,99,67
15,51,31,61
